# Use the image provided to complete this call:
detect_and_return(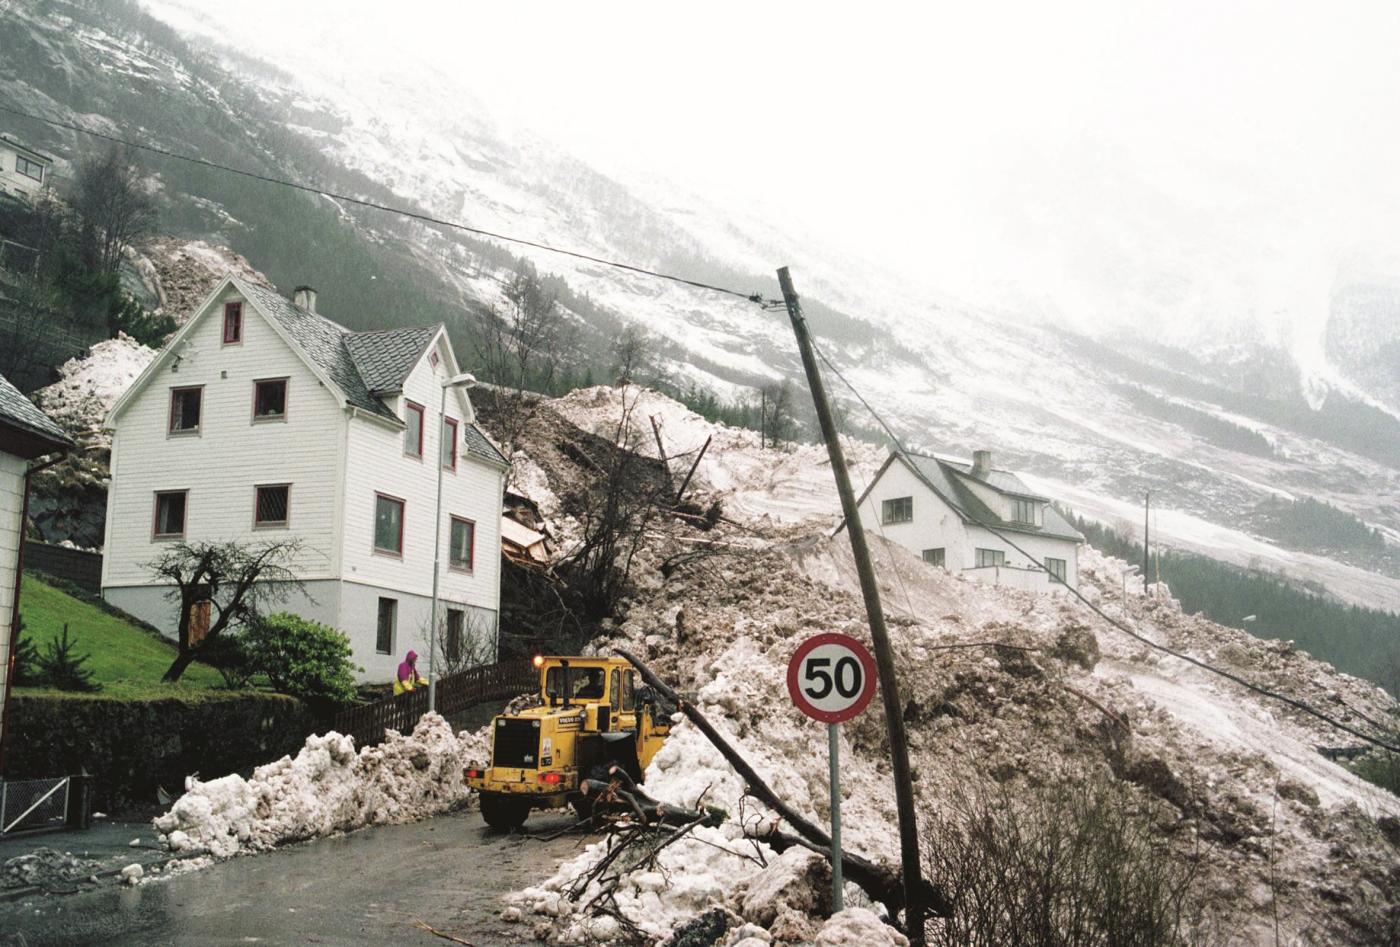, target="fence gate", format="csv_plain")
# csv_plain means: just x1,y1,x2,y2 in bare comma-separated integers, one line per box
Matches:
0,777,70,835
